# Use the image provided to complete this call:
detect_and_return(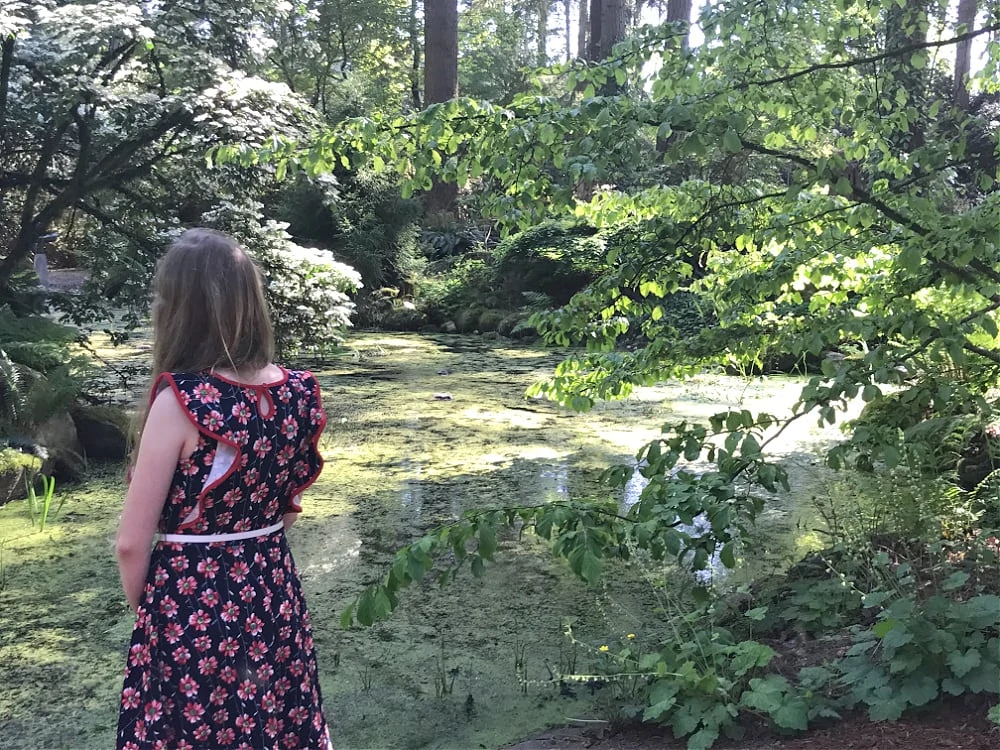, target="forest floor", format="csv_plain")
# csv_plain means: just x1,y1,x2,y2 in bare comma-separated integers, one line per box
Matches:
507,695,997,749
